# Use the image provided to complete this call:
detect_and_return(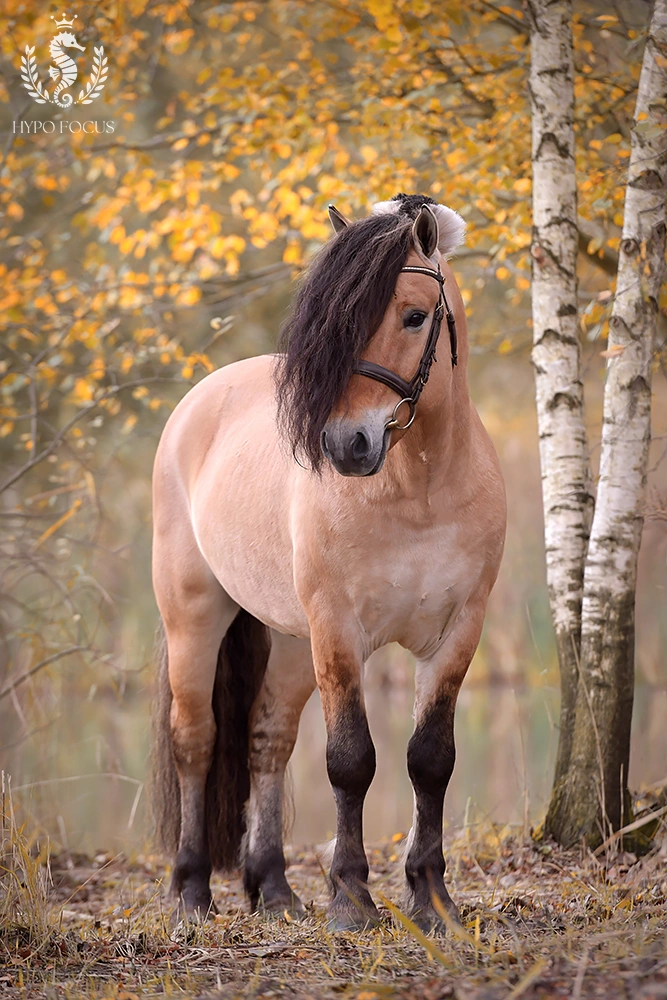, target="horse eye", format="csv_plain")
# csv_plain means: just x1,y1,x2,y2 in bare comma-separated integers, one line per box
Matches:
404,311,426,329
